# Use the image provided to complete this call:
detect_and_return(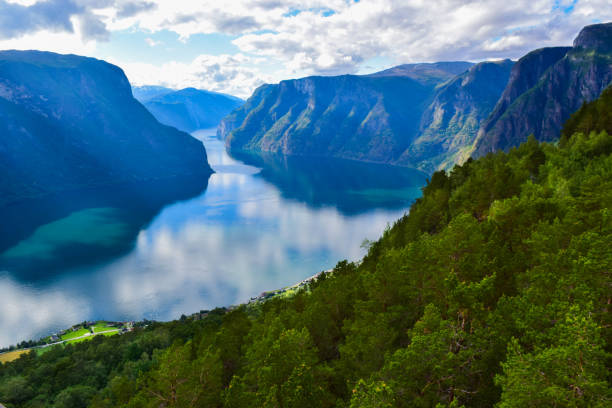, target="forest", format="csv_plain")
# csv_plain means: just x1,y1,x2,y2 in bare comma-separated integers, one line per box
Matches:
1,87,611,407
